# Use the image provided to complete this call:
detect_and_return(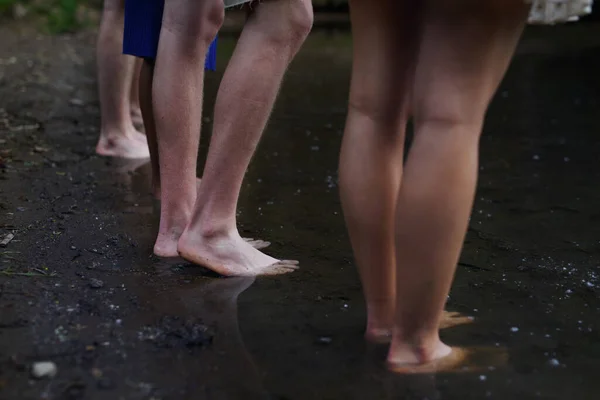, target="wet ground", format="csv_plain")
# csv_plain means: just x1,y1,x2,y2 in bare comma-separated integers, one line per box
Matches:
1,18,600,400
